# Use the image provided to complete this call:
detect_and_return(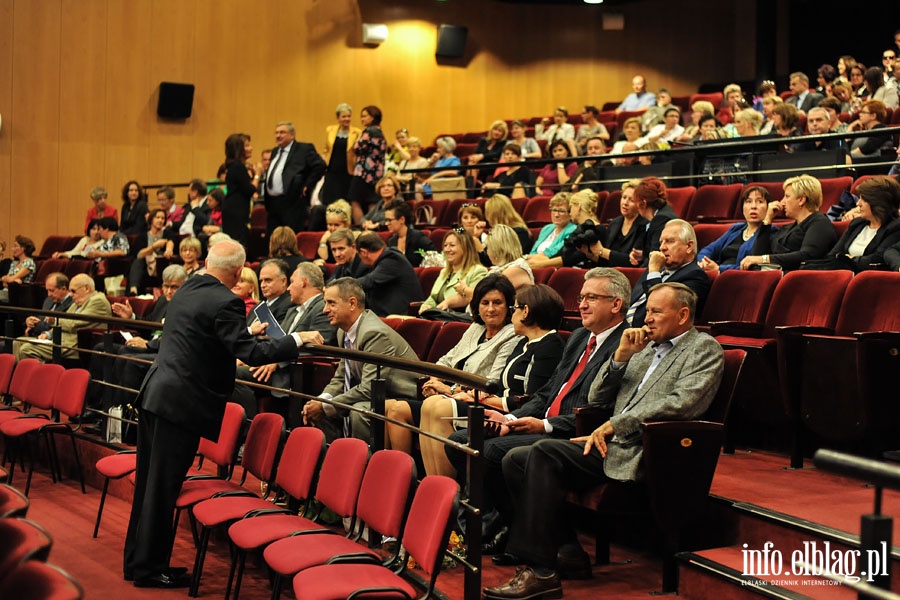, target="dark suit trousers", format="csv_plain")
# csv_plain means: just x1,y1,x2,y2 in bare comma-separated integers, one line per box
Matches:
502,438,608,569
124,411,200,579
